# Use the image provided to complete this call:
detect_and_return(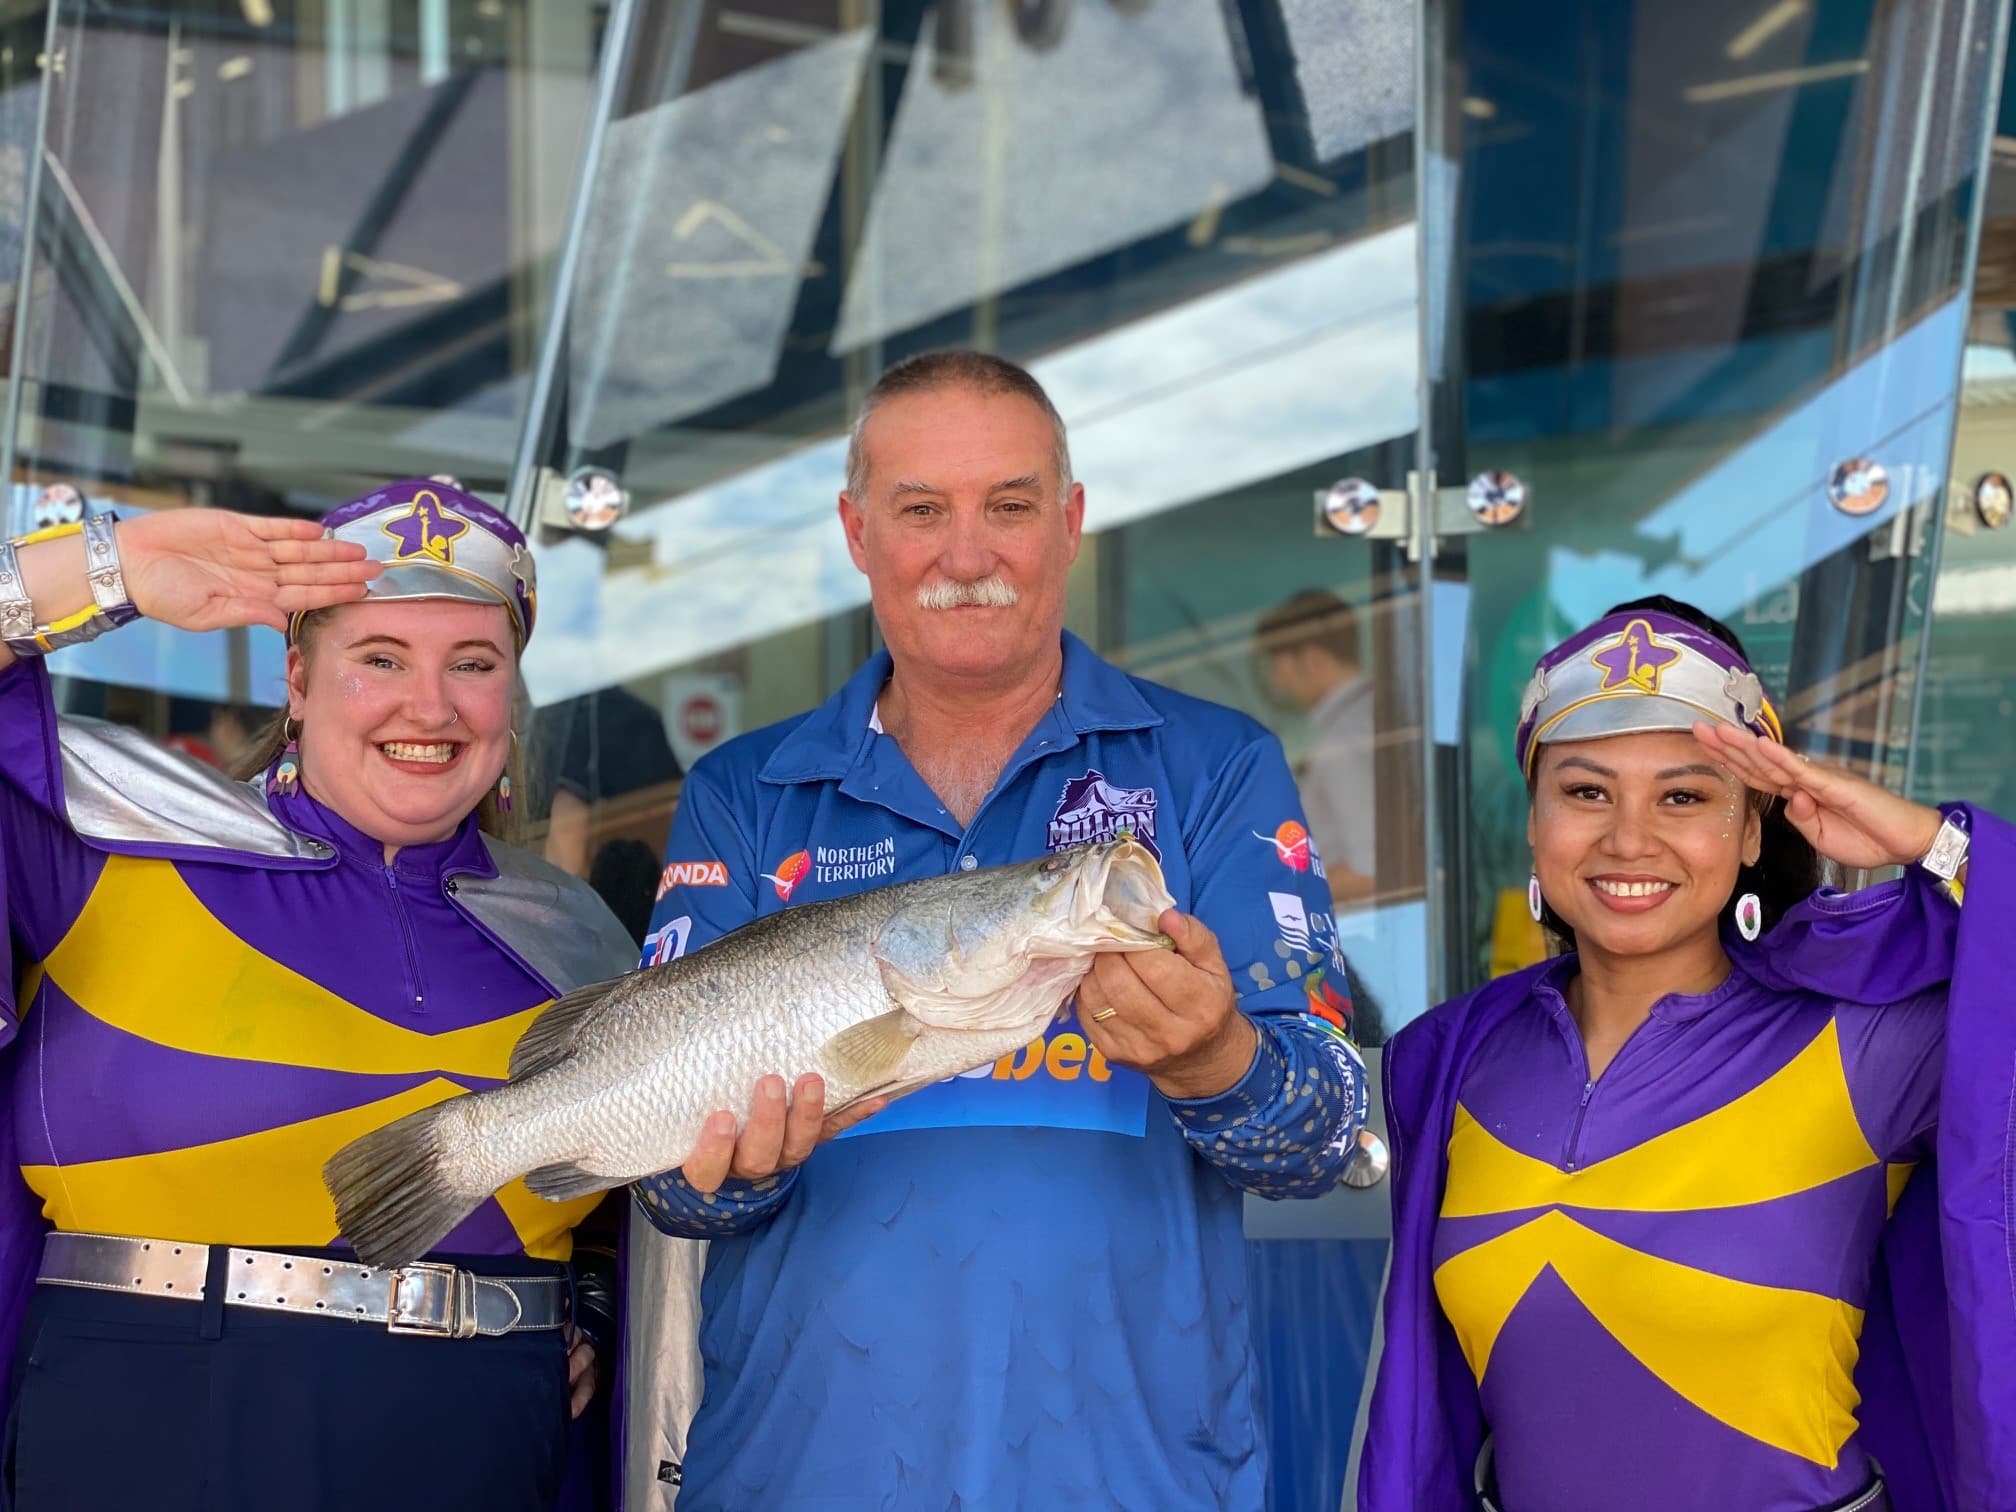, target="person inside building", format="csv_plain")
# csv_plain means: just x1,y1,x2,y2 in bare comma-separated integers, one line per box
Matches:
632,349,1378,1509
0,481,637,1511
1256,587,1378,906
1361,596,2016,1511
